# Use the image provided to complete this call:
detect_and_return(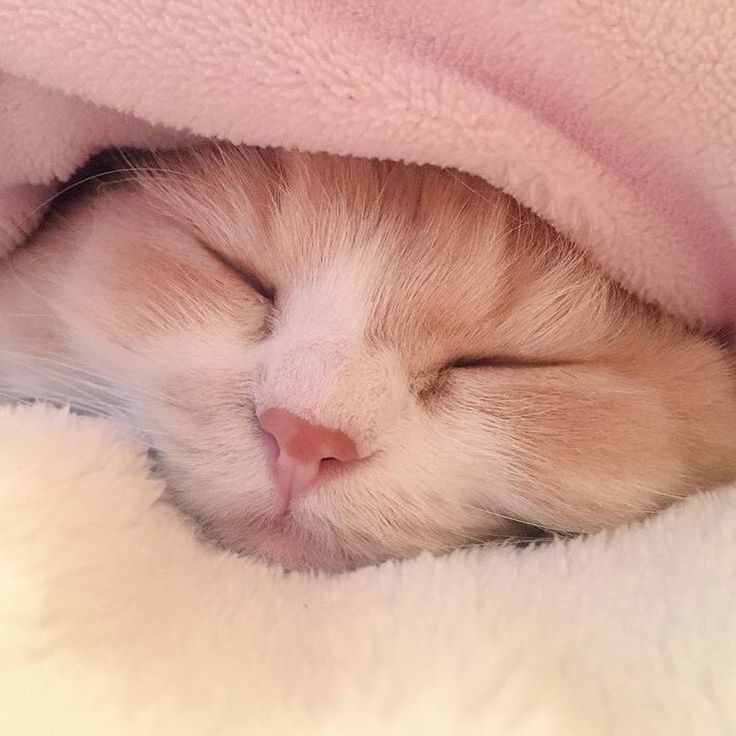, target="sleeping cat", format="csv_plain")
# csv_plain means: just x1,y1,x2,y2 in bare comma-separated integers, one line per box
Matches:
1,144,736,571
